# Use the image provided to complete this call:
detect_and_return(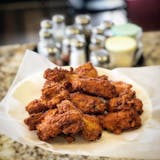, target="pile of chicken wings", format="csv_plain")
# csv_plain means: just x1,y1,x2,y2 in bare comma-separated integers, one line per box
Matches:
24,62,143,143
